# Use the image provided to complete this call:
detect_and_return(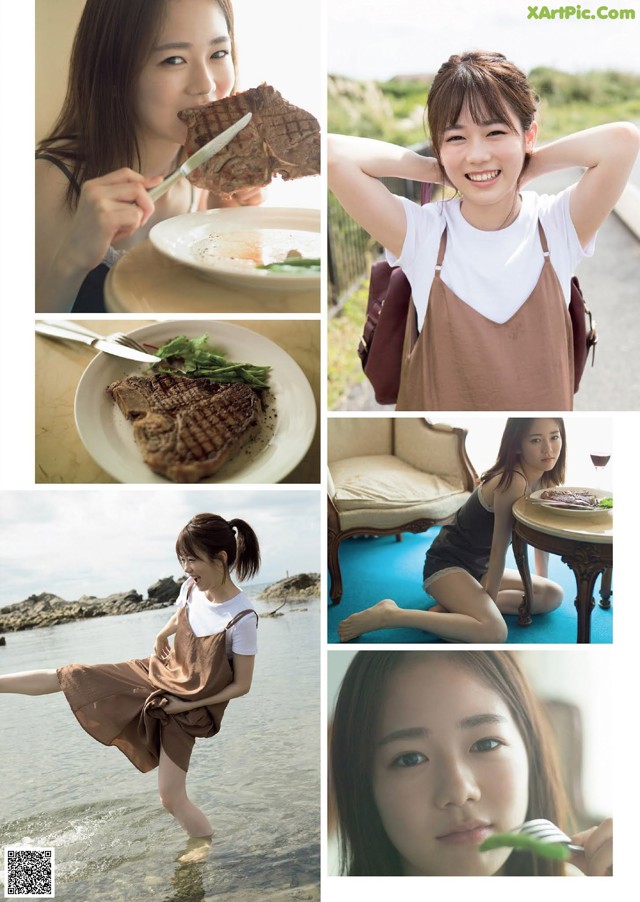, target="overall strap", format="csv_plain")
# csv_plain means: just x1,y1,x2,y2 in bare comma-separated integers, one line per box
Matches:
536,220,551,258
434,227,447,276
36,152,81,196
226,609,259,630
